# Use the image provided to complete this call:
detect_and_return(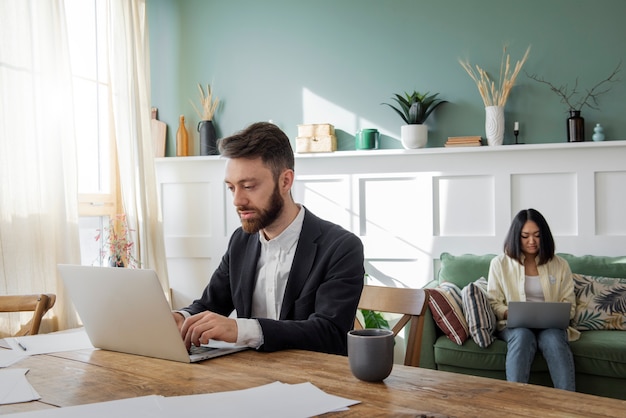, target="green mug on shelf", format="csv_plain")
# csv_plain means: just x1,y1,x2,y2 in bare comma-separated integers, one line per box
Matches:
355,128,379,150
